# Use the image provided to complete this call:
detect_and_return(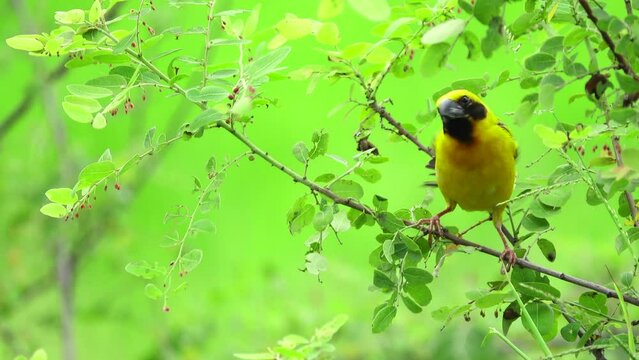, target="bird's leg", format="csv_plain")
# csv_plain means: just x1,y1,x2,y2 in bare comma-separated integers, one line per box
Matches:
495,222,517,272
417,205,455,246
